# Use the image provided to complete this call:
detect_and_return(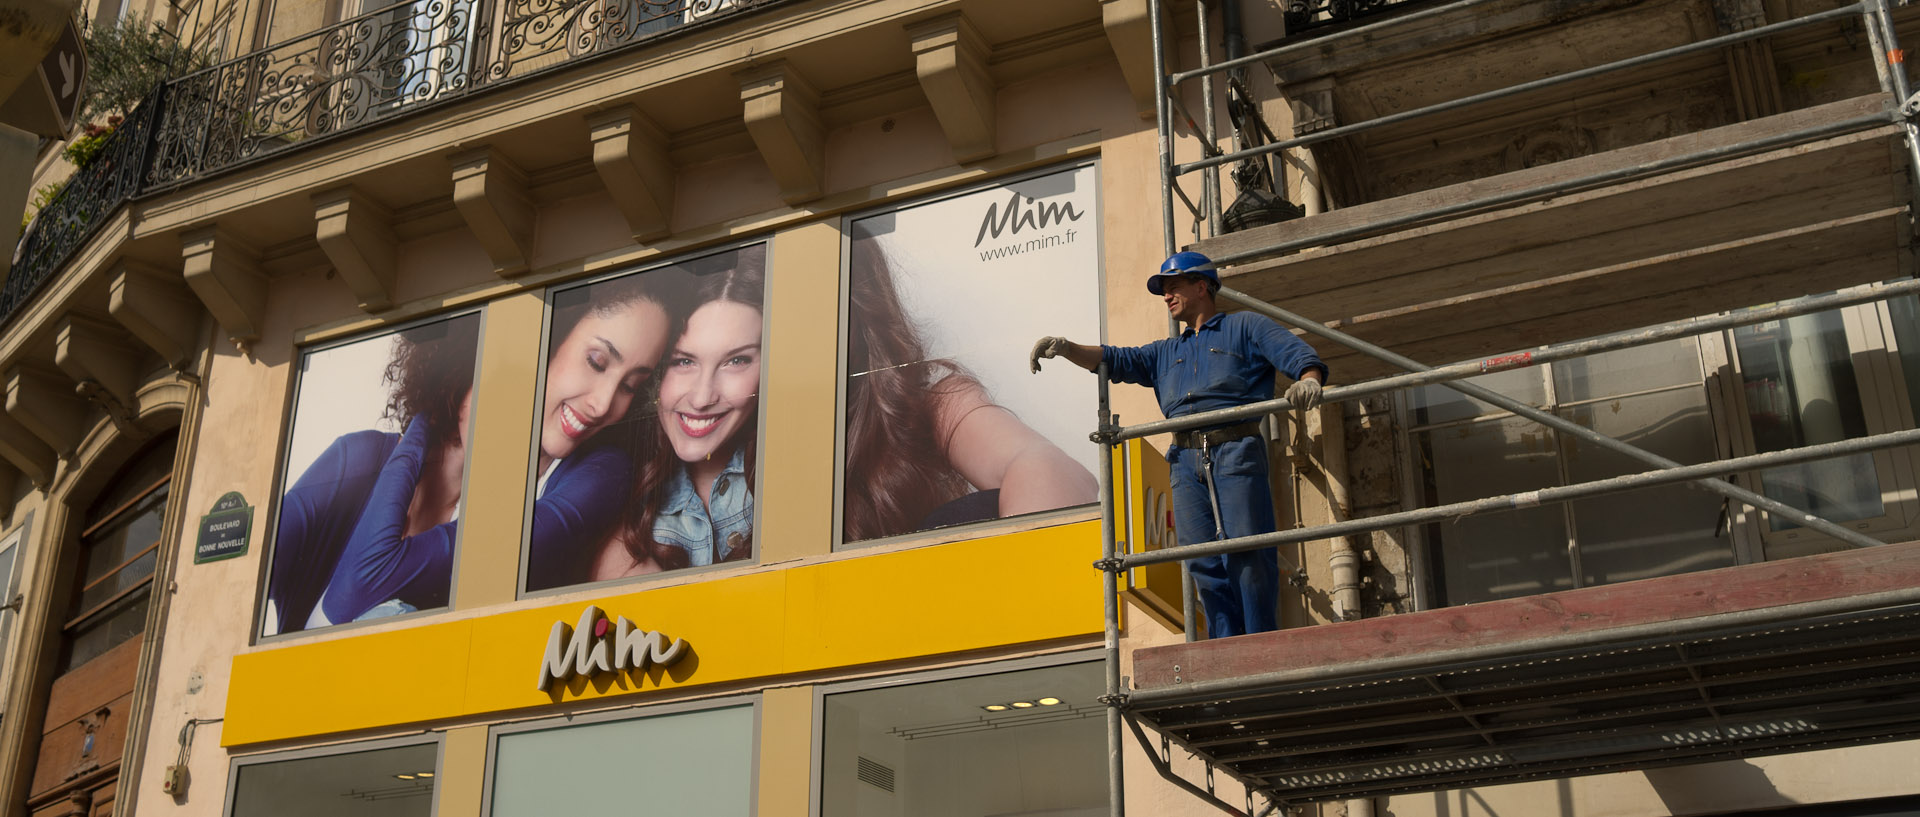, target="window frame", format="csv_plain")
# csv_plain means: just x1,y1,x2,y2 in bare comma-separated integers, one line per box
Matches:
222,732,445,817
479,694,762,817
0,512,33,718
